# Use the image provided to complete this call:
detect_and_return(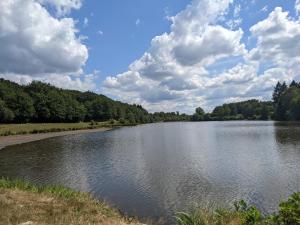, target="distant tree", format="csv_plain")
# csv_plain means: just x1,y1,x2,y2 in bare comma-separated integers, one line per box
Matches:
192,107,205,121
229,104,238,116
0,100,14,122
273,82,287,104
290,80,298,88
0,78,190,124
126,112,136,124
260,105,269,120
273,82,300,121
11,93,35,122
209,100,273,121
212,106,225,120
204,113,211,121
290,97,300,120
195,107,204,115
